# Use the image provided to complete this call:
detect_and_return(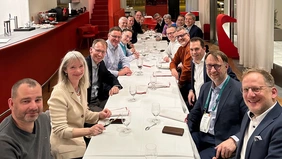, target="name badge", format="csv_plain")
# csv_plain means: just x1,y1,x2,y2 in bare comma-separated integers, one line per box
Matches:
200,113,211,133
